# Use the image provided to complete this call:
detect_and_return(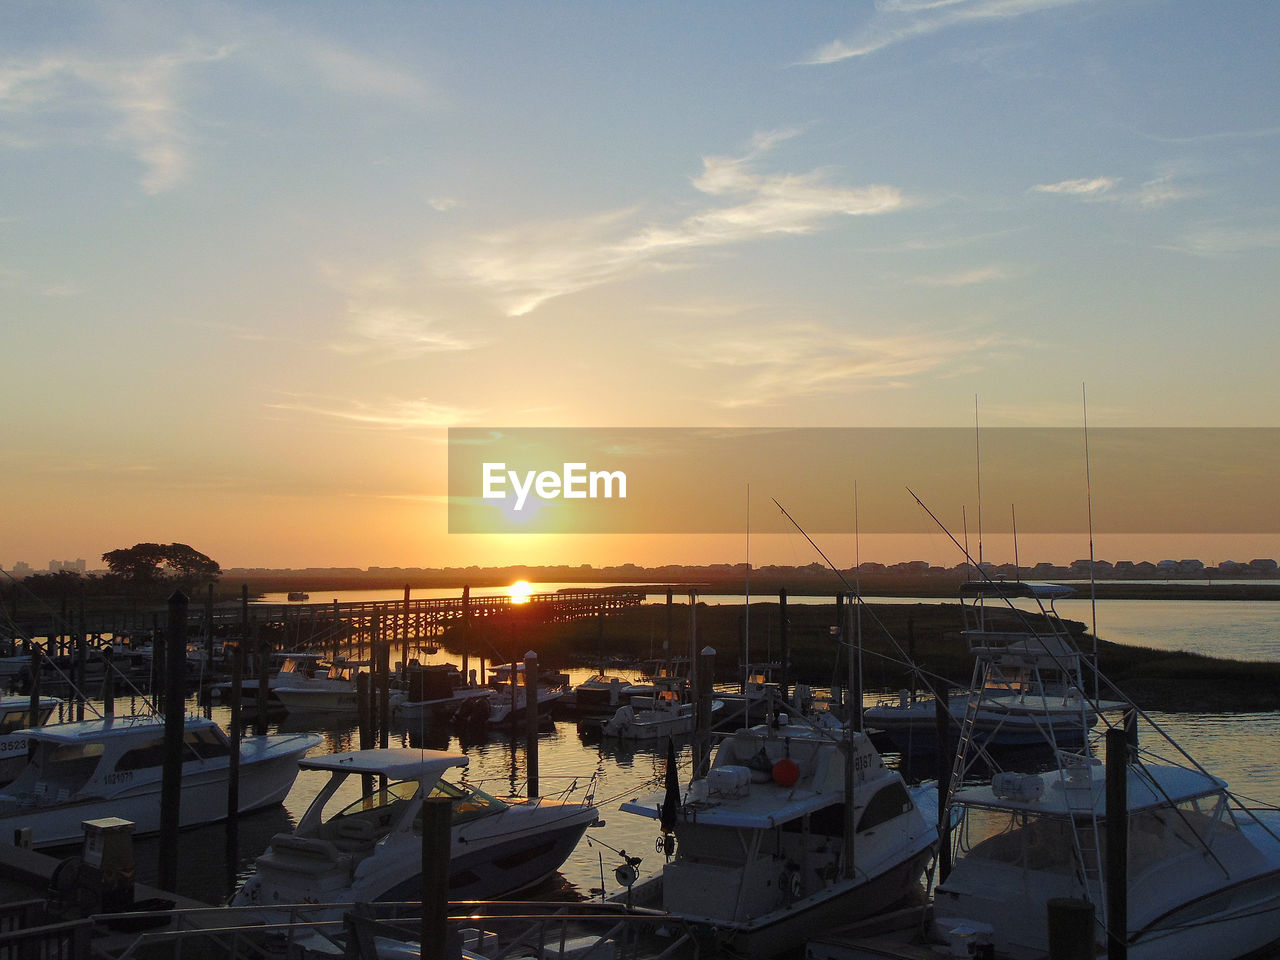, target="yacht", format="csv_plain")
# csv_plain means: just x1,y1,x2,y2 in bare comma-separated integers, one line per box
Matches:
618,714,937,957
0,695,63,787
233,748,600,920
601,674,721,741
0,714,320,848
